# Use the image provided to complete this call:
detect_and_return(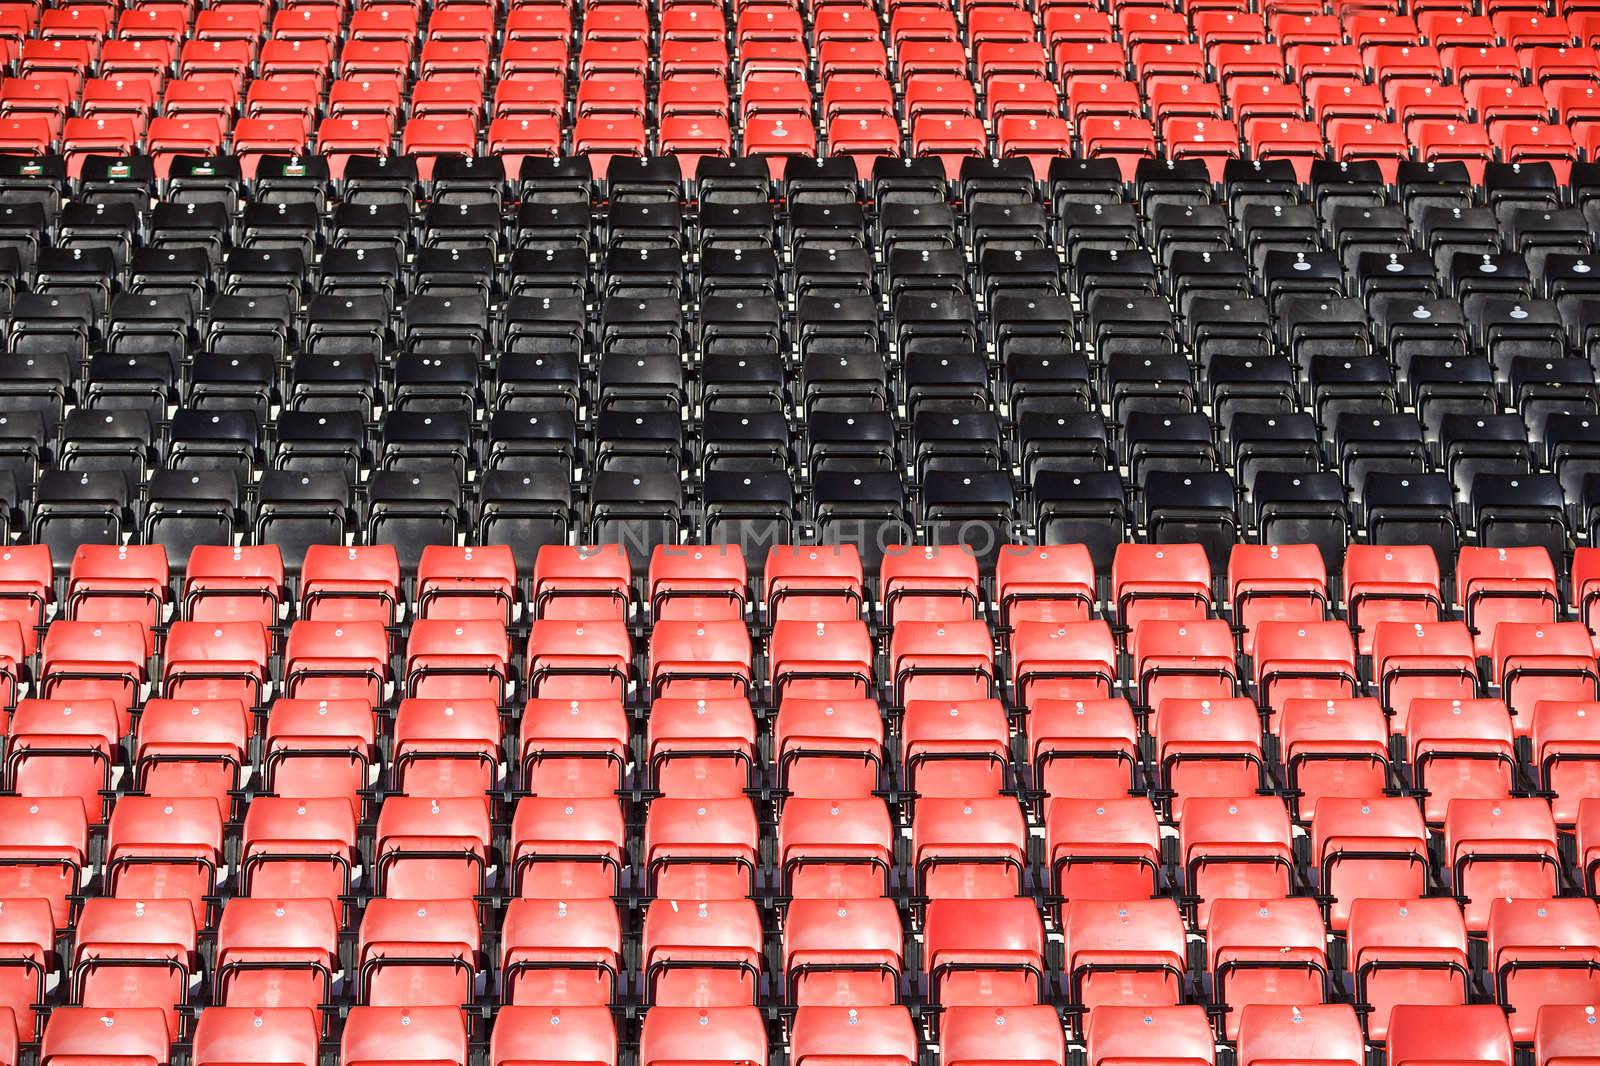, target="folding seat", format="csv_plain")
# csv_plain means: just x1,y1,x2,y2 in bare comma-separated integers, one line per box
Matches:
1445,797,1561,931
1371,620,1479,734
1130,619,1239,711
192,1007,318,1066
261,696,375,804
0,895,52,1040
282,620,389,704
641,1006,765,1066
214,897,338,1009
497,897,621,1009
401,621,509,706
878,546,980,627
782,897,902,1007
343,1006,469,1066
641,694,754,797
160,621,269,711
1493,622,1600,730
374,796,492,900
1179,796,1293,929
1226,544,1328,659
790,1006,915,1066
1009,620,1118,708
923,897,1045,1006
993,545,1095,629
1253,621,1359,730
238,796,358,902
1495,121,1578,179
648,620,753,701
40,1008,170,1066
1343,544,1444,656
1484,898,1600,1042
389,696,500,797
643,796,758,899
72,896,195,1036
772,695,884,798
1111,543,1213,630
0,545,48,657
357,896,479,1008
641,896,762,1007
12,679,122,820
910,796,1026,900
104,795,223,922
0,796,86,931
1406,697,1516,825
299,544,401,625
1235,1006,1364,1066
1060,897,1185,1013
901,697,1009,799
769,618,875,702
1086,1006,1215,1066
517,695,628,798
1276,695,1391,818
134,697,249,812
412,545,517,625
63,543,167,632
530,545,631,623
1153,698,1264,818
1390,1007,1515,1066
1207,897,1329,1039
1345,896,1471,1043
